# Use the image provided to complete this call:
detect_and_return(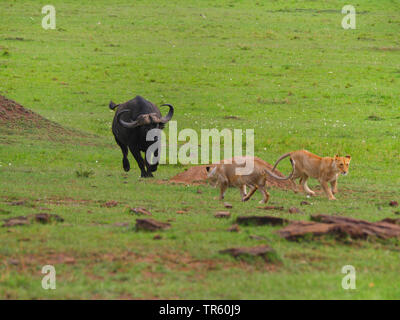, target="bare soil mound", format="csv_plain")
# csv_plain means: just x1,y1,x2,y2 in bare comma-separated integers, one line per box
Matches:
0,95,79,136
0,95,49,124
169,158,297,191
